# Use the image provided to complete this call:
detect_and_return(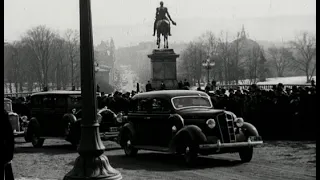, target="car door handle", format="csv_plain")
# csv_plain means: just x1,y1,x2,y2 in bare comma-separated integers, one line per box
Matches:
144,117,151,120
